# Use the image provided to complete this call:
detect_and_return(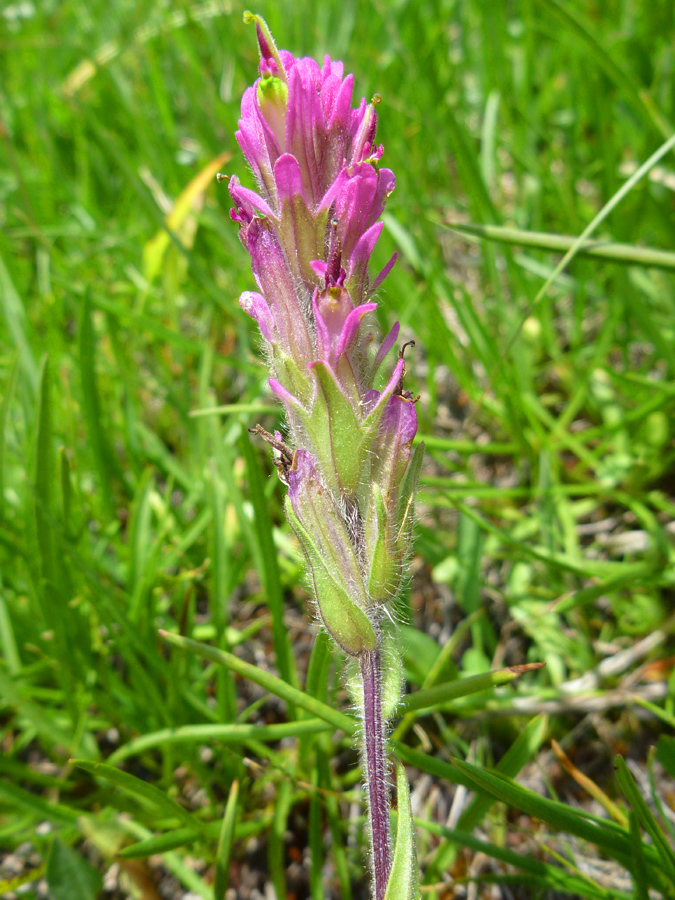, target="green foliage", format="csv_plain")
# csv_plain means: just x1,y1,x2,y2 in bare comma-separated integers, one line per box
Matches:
384,763,420,900
2,0,675,897
46,839,103,900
